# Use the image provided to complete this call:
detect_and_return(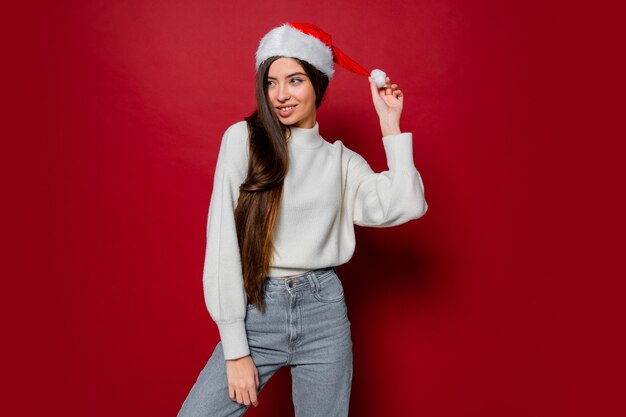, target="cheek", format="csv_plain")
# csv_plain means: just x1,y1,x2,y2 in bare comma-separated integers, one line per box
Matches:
304,88,316,106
